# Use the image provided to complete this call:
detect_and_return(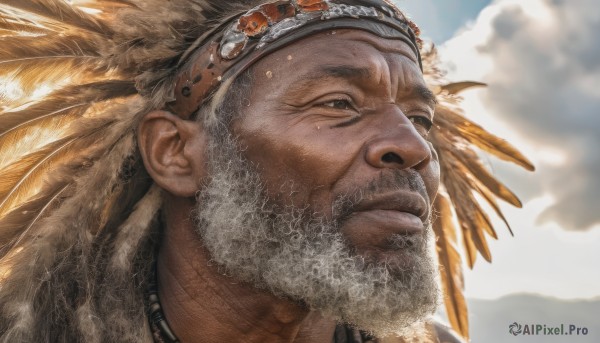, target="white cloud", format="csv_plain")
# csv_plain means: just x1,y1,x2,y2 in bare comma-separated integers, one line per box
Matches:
438,0,600,231
464,197,600,300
